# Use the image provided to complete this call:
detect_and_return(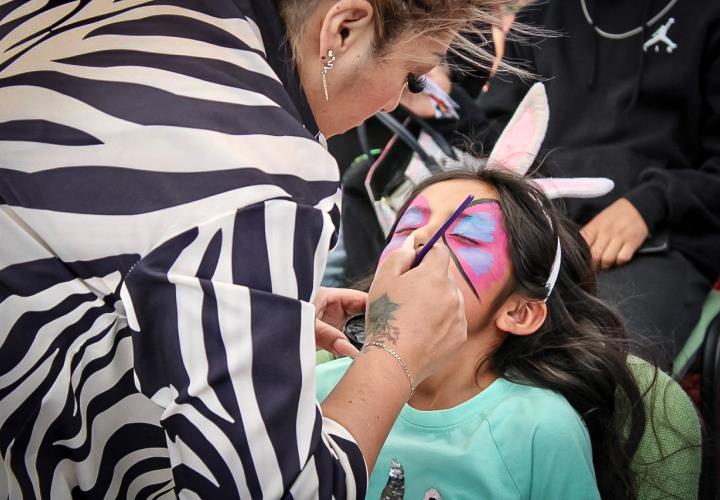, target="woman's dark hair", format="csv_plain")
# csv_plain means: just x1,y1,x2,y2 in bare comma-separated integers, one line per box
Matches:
390,167,648,499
